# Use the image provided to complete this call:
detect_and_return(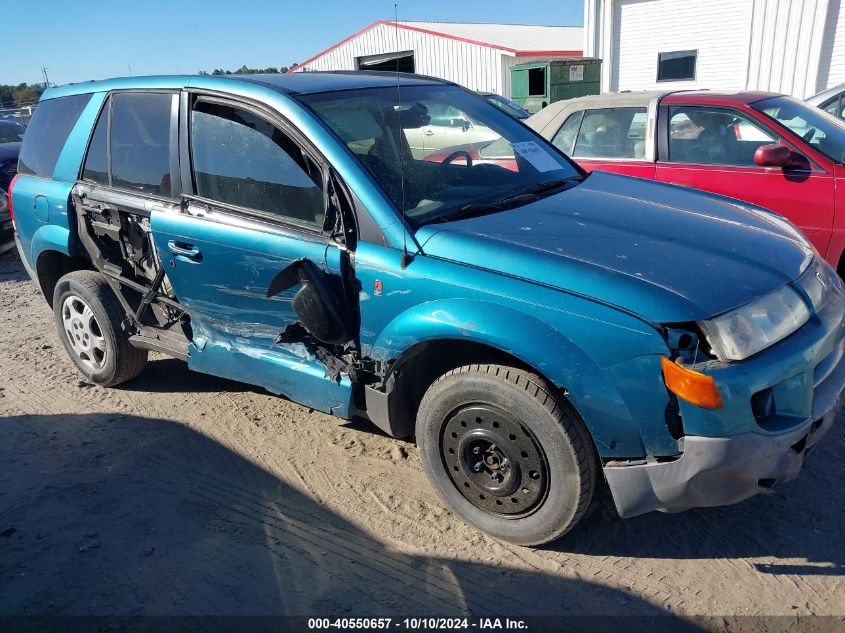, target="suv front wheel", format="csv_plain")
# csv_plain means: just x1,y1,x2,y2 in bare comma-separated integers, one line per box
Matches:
416,364,596,546
53,270,148,386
